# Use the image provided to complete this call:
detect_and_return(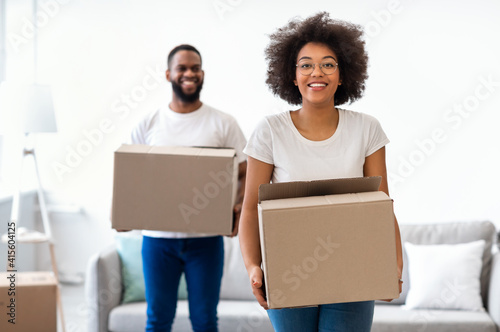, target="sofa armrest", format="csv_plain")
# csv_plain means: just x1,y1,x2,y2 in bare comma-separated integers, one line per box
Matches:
85,245,123,332
488,250,500,330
